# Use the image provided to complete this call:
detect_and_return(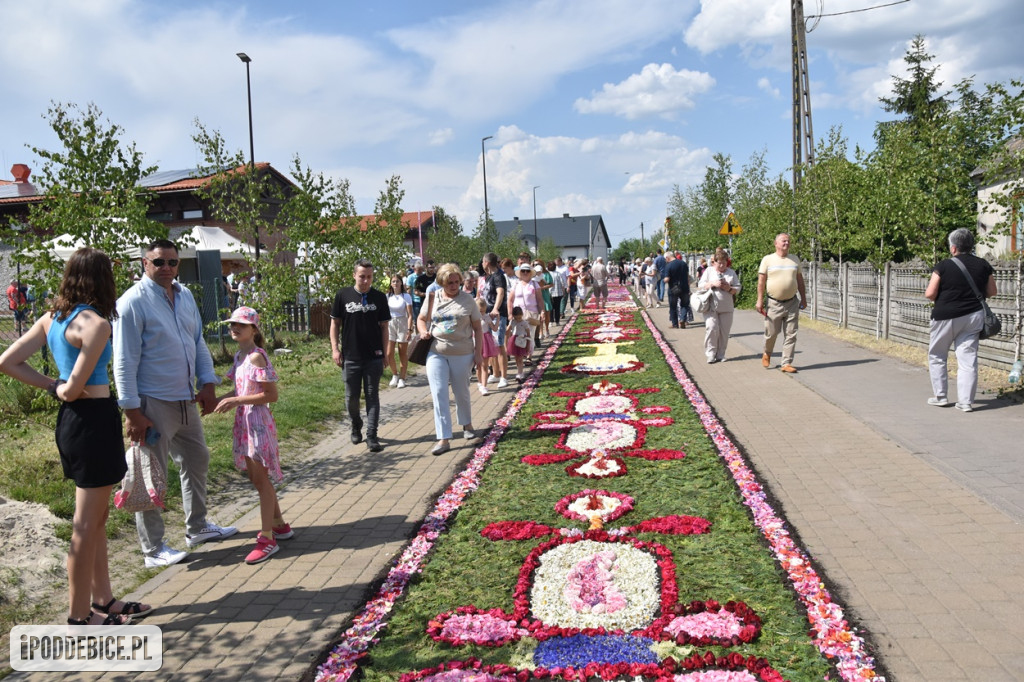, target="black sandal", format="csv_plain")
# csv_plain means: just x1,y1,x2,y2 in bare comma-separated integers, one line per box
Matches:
93,597,153,618
67,616,90,625
68,611,132,625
